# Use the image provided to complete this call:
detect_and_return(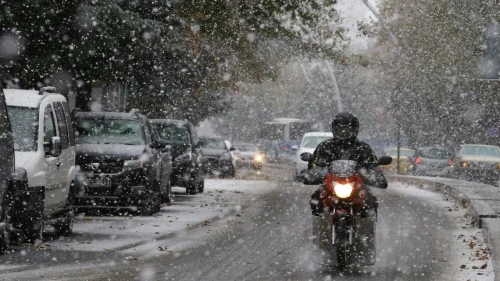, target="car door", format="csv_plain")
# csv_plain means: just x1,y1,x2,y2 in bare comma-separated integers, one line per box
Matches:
53,102,73,210
149,122,171,189
143,121,161,184
42,103,61,213
189,123,203,171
